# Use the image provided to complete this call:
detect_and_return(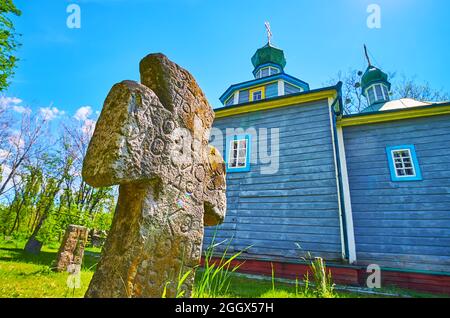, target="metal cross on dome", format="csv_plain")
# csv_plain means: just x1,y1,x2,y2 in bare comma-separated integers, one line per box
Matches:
265,22,273,45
